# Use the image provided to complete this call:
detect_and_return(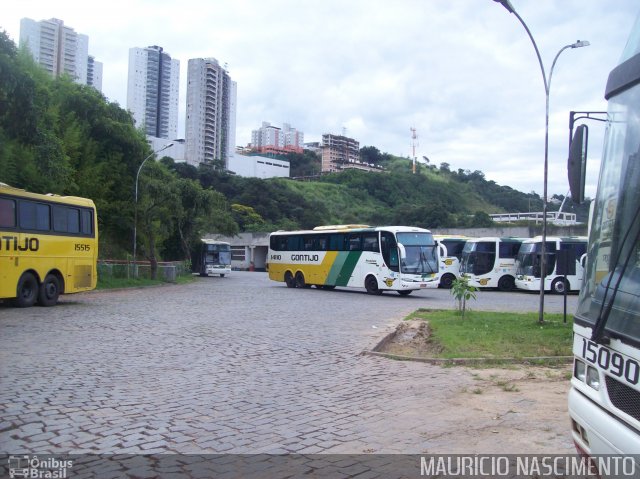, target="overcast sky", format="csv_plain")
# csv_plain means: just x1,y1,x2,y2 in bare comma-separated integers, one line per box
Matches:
3,1,638,198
